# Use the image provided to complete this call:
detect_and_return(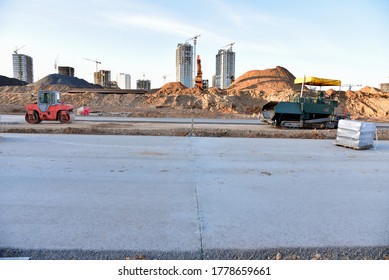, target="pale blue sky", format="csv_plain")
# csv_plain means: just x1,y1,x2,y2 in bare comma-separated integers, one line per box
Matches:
1,0,388,88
